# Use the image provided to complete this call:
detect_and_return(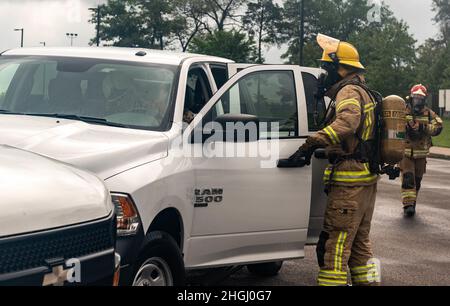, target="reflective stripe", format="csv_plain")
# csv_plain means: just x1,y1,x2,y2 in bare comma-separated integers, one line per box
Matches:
318,278,348,286
363,111,373,141
364,103,376,113
318,269,348,286
324,126,340,145
362,102,375,141
402,193,417,197
318,274,348,281
324,166,378,183
352,274,381,284
405,149,429,158
351,263,381,284
337,99,361,113
402,191,417,199
413,150,429,158
406,115,429,121
351,264,377,273
334,232,347,271
319,270,347,276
